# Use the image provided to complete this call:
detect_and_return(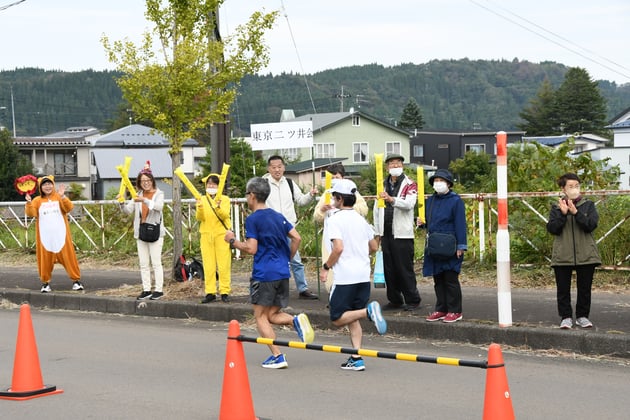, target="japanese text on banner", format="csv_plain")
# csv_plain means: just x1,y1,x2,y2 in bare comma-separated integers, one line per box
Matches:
249,121,314,151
